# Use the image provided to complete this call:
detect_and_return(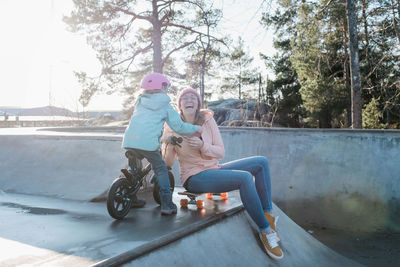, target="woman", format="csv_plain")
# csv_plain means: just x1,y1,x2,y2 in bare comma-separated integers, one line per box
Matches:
163,88,283,260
